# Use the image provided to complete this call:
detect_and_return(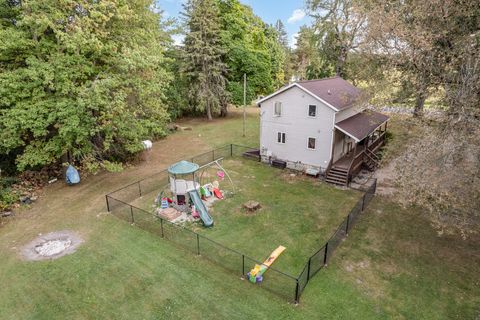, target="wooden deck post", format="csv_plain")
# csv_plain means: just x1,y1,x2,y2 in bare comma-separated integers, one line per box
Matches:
330,129,336,163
